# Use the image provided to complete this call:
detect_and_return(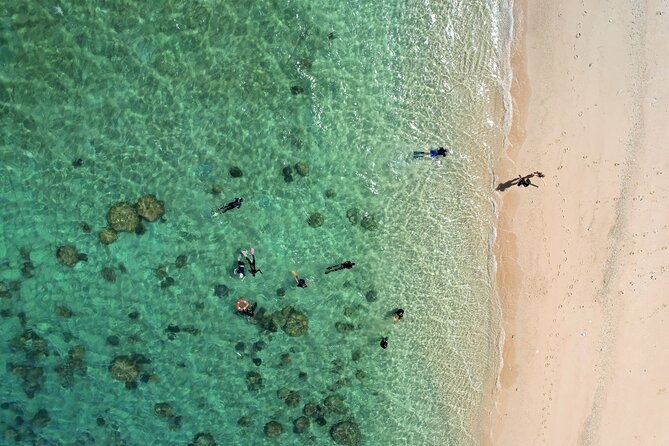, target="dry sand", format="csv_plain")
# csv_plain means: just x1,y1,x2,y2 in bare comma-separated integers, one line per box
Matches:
483,0,669,444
